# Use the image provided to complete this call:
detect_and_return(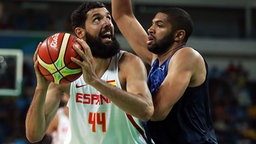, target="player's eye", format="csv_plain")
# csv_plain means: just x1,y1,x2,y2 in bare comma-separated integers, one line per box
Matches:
106,15,111,20
93,17,100,23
